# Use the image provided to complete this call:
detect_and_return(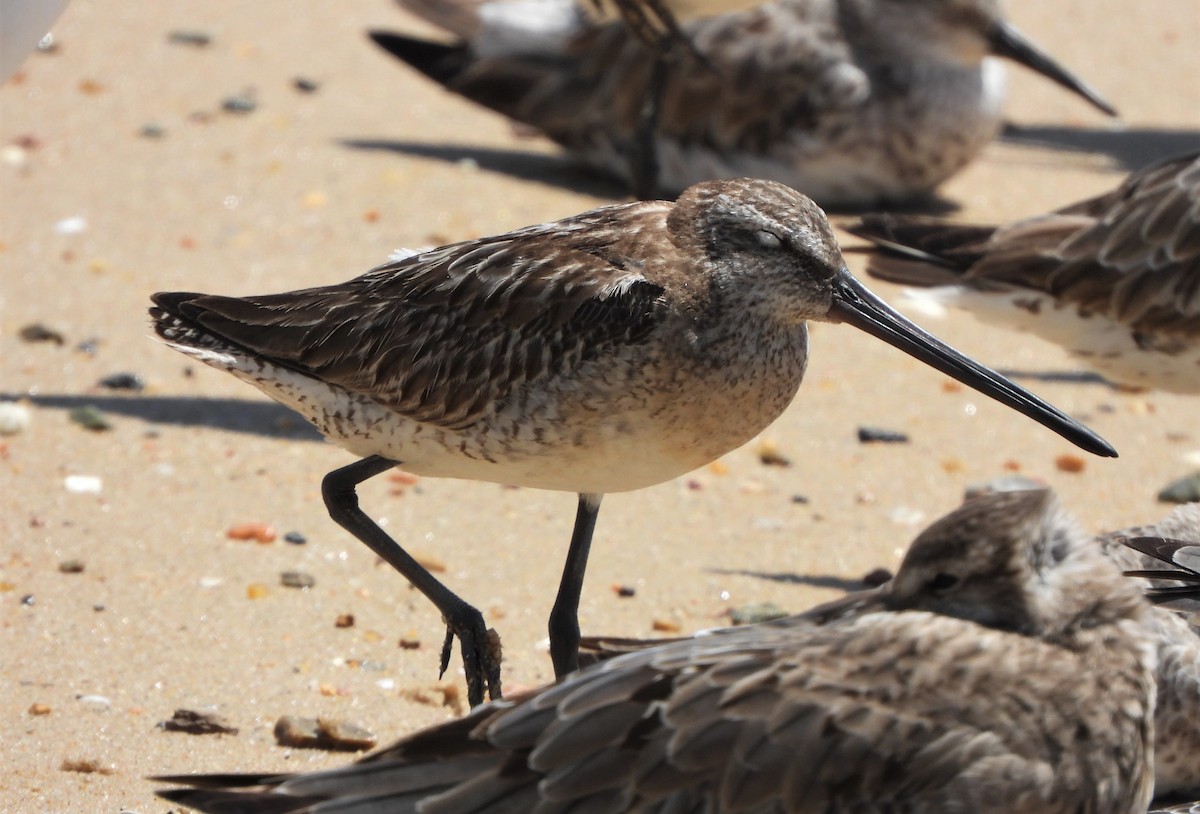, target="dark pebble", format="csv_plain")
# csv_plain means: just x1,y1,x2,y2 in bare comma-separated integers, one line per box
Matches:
335,613,355,628
167,30,213,47
98,372,145,391
862,567,893,587
92,604,105,612
292,76,319,93
1158,472,1200,504
281,571,316,589
221,93,257,114
790,494,809,504
75,338,100,356
615,584,636,598
857,426,910,444
159,708,238,735
274,716,376,752
21,594,34,606
138,123,166,139
283,530,307,545
58,559,85,574
19,322,65,345
69,405,112,431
